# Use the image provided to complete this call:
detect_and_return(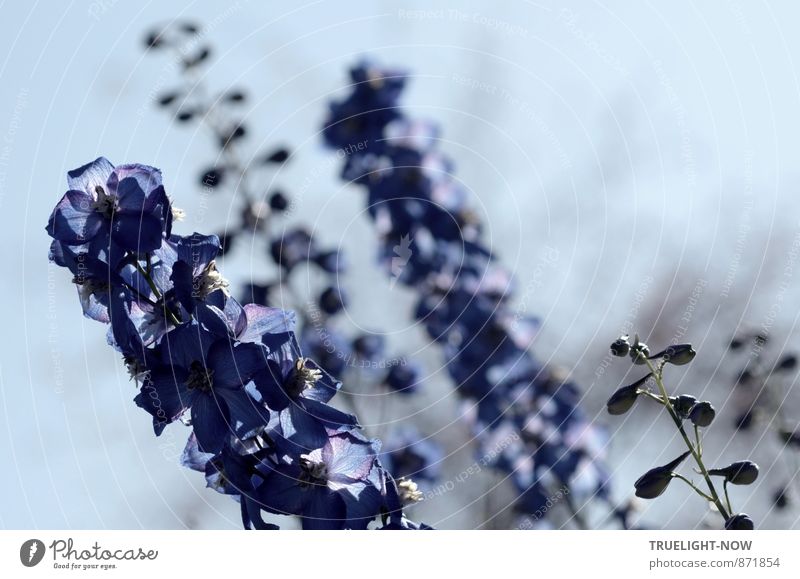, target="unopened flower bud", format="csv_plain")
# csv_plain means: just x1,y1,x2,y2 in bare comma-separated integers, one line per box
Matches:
773,487,790,510
634,451,691,499
725,514,754,530
709,461,759,485
688,401,716,427
662,344,696,365
778,428,800,448
607,384,640,415
776,354,797,372
669,395,697,420
608,374,653,415
628,334,650,365
610,336,630,357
